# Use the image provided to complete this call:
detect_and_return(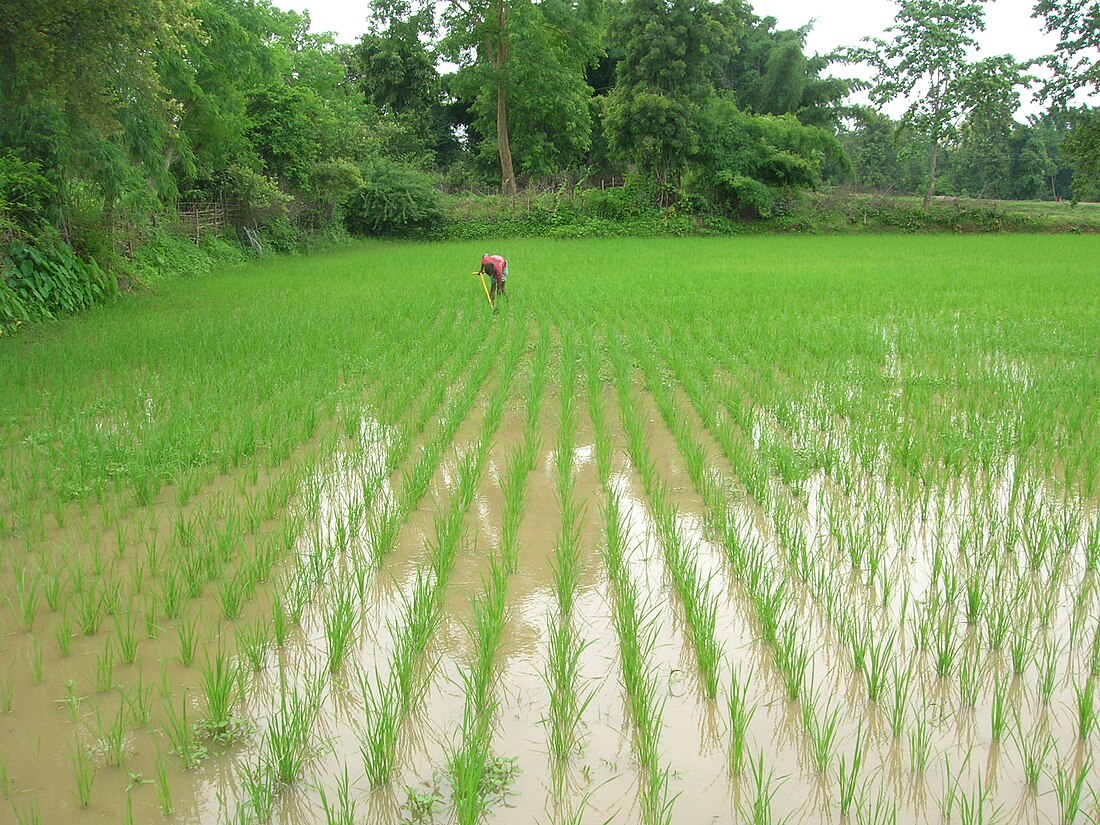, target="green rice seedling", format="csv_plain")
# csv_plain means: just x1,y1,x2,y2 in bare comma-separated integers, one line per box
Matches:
9,797,39,825
142,593,159,638
866,631,896,703
325,581,356,674
272,597,288,647
359,670,400,786
728,666,756,777
1009,630,1034,676
959,653,981,709
265,669,323,786
955,780,993,825
100,574,121,616
176,616,198,667
808,698,842,775
122,667,153,727
1013,725,1053,790
1039,641,1059,706
838,725,864,818
161,688,205,769
544,619,591,764
888,664,911,739
237,620,270,672
95,638,115,692
934,617,958,678
449,702,495,825
97,704,127,767
217,573,246,621
28,637,42,685
1054,756,1090,825
0,676,11,714
71,736,95,807
114,610,139,665
199,646,241,742
744,751,781,825
154,752,172,815
990,682,1007,744
0,748,8,798
1075,678,1096,740
40,564,62,613
159,567,183,619
76,582,104,635
318,762,357,825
